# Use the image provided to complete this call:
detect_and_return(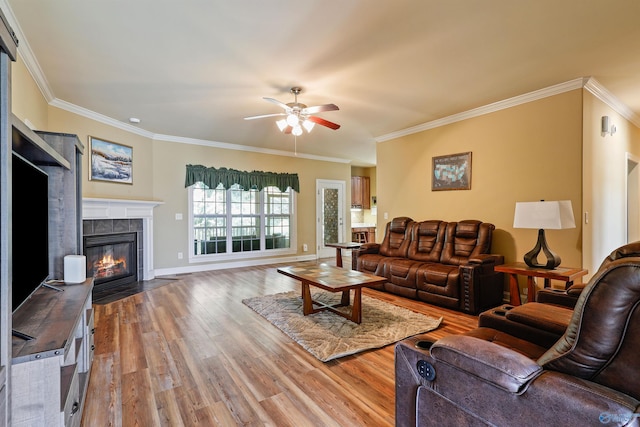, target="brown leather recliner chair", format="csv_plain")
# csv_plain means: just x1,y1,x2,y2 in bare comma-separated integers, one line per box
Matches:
395,242,640,426
356,216,415,289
